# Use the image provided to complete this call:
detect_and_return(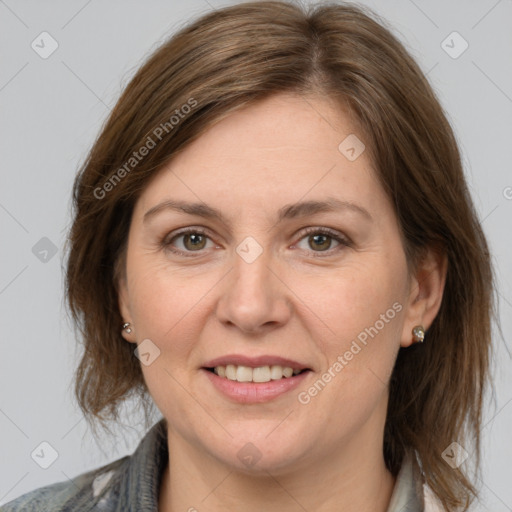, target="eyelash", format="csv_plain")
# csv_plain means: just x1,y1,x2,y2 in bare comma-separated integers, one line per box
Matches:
161,226,351,258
